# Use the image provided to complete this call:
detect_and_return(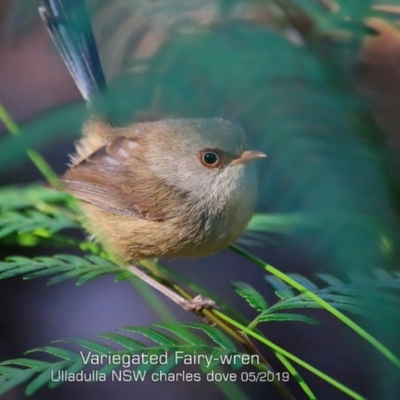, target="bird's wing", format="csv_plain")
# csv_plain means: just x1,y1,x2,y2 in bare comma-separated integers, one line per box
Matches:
62,136,184,220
